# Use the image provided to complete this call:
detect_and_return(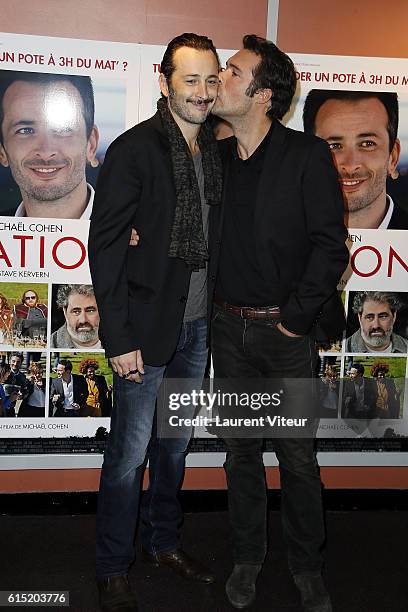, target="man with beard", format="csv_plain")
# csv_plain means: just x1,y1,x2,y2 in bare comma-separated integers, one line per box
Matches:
0,71,99,218
303,90,408,229
13,288,48,341
346,291,408,352
209,35,348,611
88,33,221,610
50,284,101,349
